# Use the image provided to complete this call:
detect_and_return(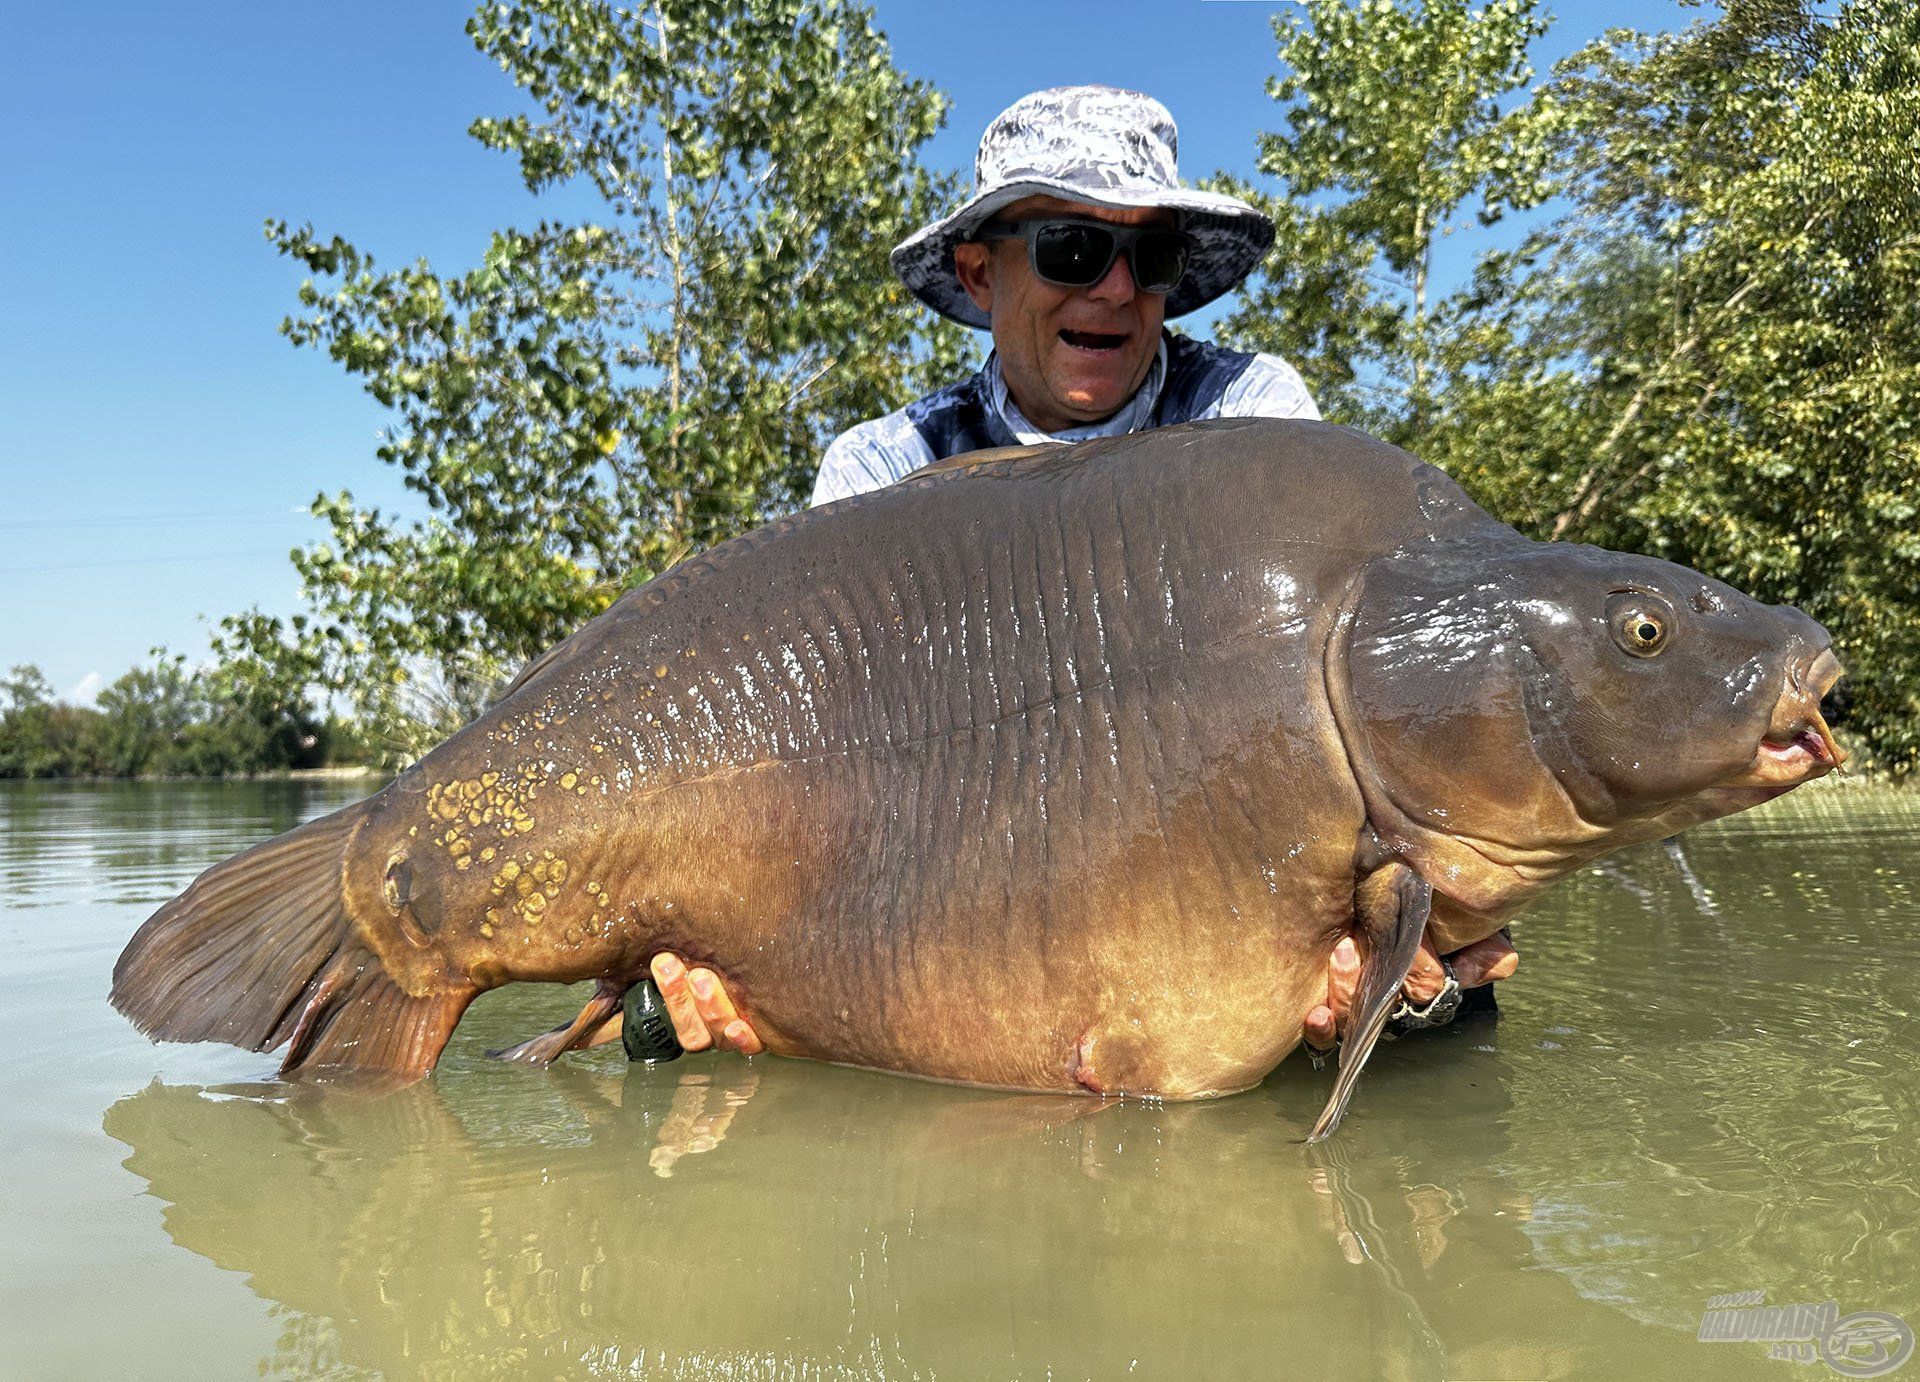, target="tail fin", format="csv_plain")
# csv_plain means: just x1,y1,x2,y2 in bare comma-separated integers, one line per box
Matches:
111,804,474,1085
